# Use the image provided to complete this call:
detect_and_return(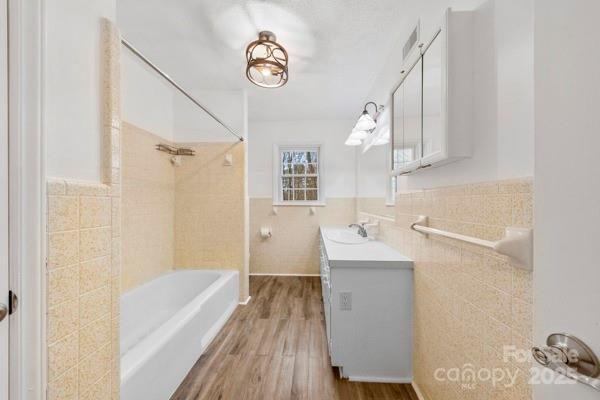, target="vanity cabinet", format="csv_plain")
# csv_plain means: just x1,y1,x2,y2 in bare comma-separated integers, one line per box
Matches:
392,8,473,175
319,228,414,382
